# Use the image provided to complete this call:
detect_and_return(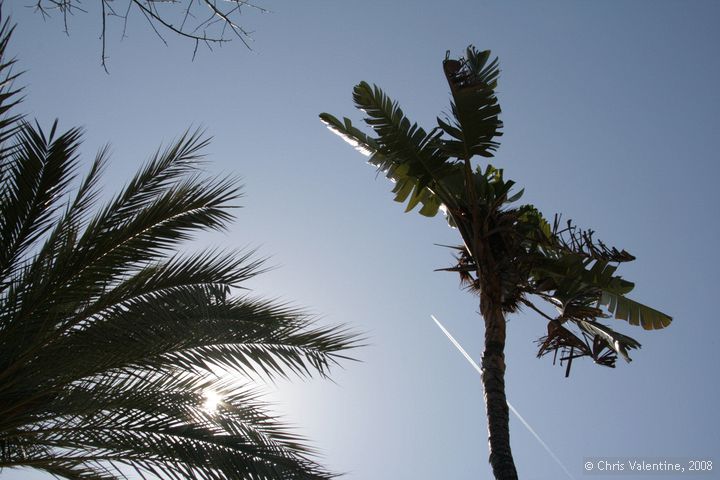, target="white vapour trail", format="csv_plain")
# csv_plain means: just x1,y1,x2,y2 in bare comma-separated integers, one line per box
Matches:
430,314,576,480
